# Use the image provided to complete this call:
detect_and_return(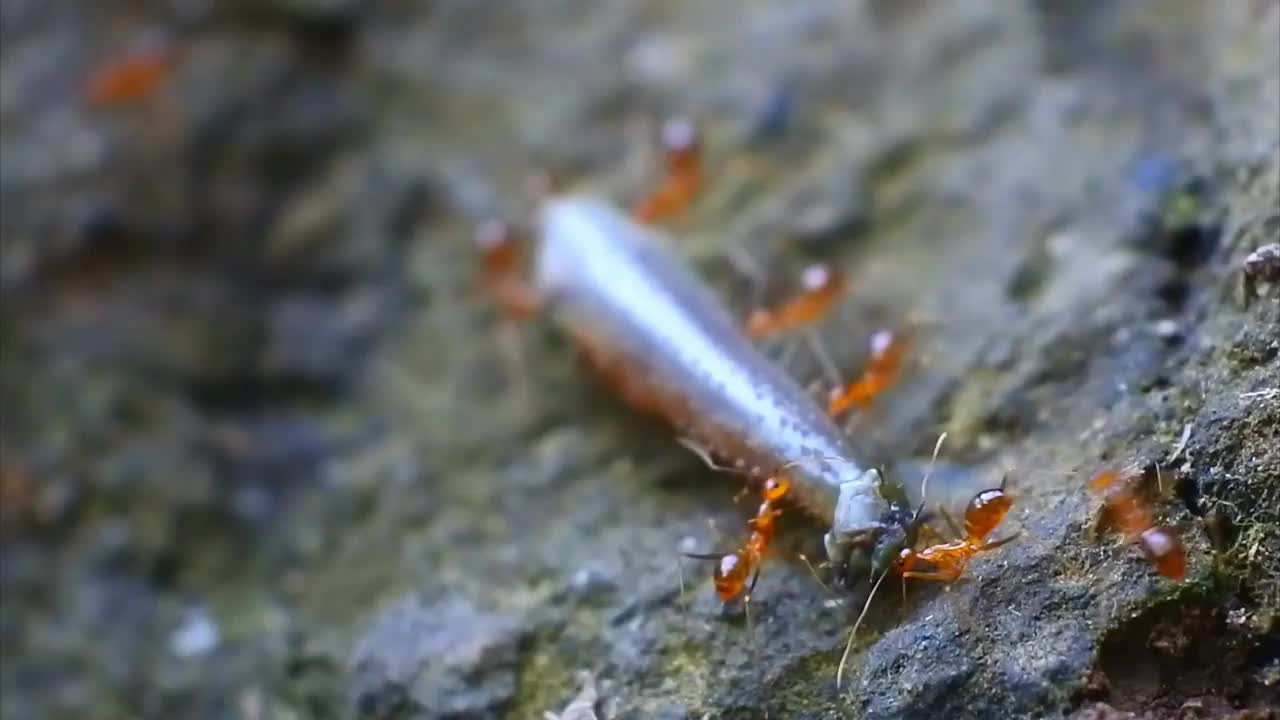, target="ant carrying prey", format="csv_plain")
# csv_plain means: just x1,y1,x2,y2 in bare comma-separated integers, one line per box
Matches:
896,476,1019,583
